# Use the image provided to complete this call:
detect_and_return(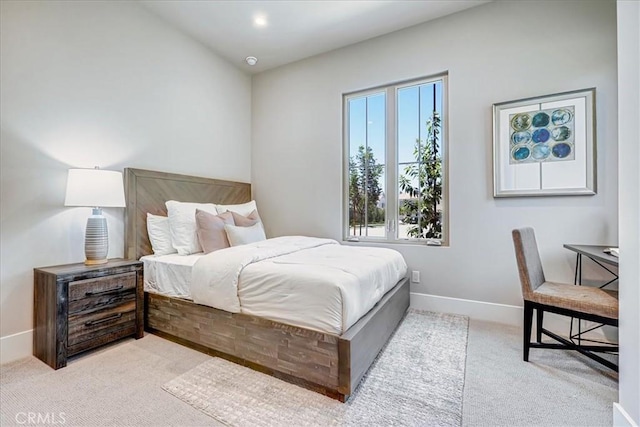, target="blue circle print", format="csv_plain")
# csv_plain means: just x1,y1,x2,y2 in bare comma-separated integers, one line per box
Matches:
552,109,573,125
552,143,572,158
532,144,551,160
511,114,531,131
532,128,550,143
511,131,531,145
512,146,531,161
551,126,571,141
532,112,550,127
